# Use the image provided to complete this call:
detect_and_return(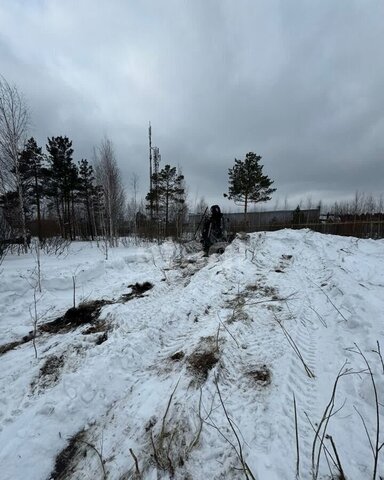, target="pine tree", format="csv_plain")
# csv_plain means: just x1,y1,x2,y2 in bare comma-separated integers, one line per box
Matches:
225,152,276,223
18,138,45,241
46,136,79,239
78,158,98,240
146,164,185,236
